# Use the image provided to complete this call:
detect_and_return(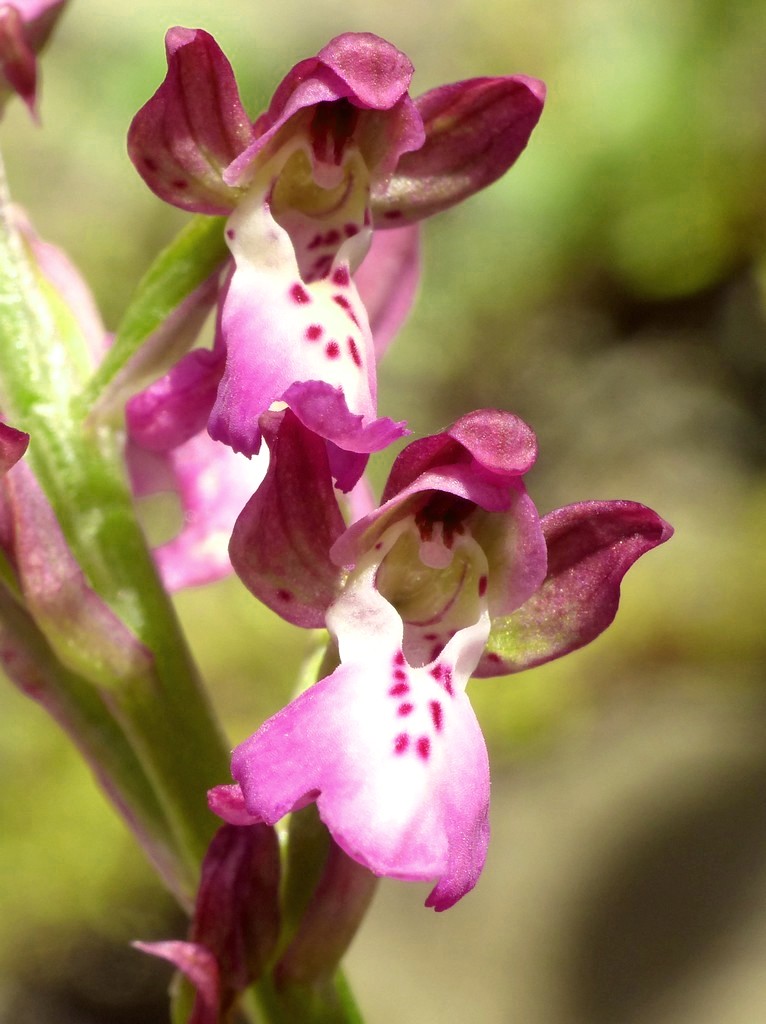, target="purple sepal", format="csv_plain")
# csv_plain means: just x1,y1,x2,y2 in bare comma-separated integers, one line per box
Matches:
372,75,546,224
229,410,346,627
135,822,280,1020
0,0,66,115
128,27,254,214
0,422,29,475
476,500,674,676
354,223,421,358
